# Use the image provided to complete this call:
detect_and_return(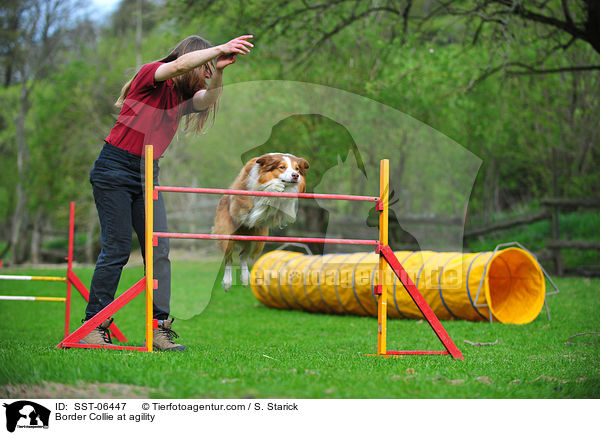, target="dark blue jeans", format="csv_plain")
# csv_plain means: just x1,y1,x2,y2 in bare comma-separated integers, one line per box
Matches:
85,142,170,321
